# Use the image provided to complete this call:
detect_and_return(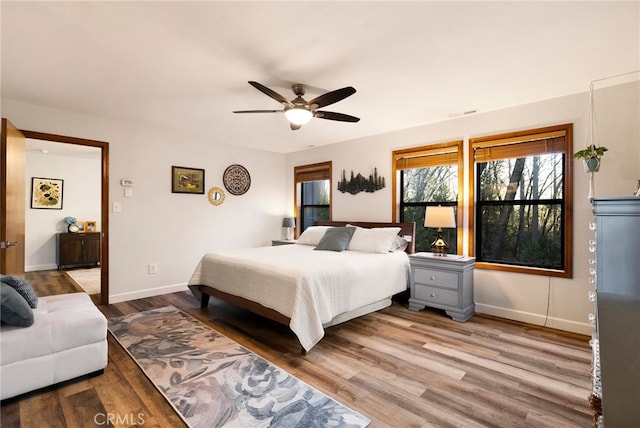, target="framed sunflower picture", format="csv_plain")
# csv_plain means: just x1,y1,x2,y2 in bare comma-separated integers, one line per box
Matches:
31,177,64,209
